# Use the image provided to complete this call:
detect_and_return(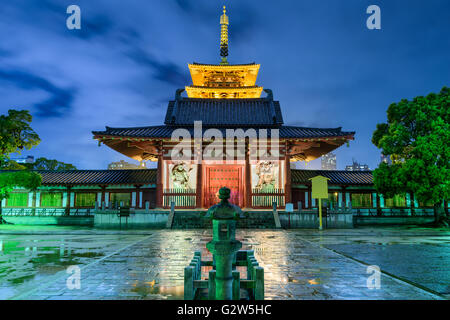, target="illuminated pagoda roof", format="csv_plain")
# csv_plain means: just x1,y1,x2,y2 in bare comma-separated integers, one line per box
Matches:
185,6,263,99
92,6,355,162
186,62,262,99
